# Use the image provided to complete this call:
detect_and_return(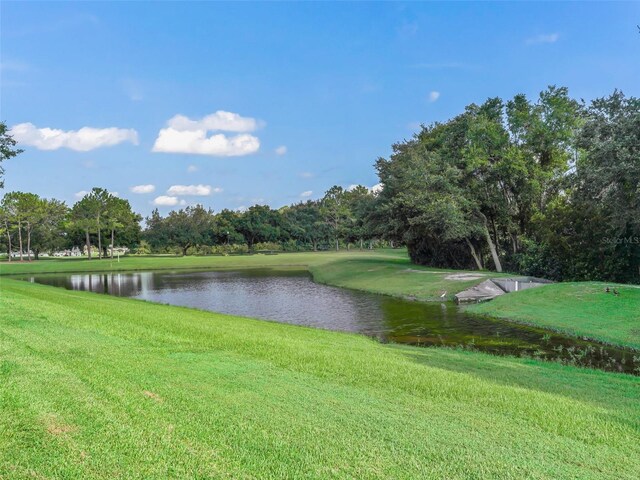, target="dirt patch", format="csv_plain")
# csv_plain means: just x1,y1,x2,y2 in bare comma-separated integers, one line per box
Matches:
143,390,163,402
402,268,439,274
445,273,486,281
46,418,76,436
